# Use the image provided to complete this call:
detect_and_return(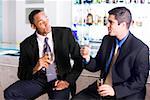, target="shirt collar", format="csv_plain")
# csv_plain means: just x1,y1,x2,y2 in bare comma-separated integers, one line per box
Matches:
115,32,129,47
36,31,52,42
